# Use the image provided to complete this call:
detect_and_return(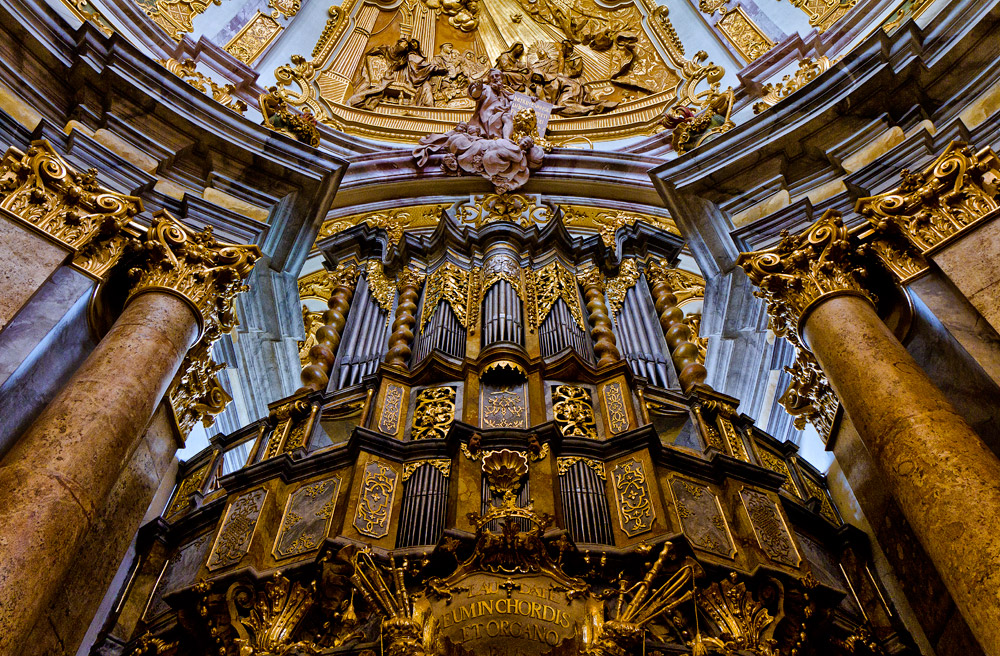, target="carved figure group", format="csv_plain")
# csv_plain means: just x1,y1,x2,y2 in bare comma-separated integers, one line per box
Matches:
413,69,546,193
495,40,617,116
349,39,490,110
350,37,620,117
